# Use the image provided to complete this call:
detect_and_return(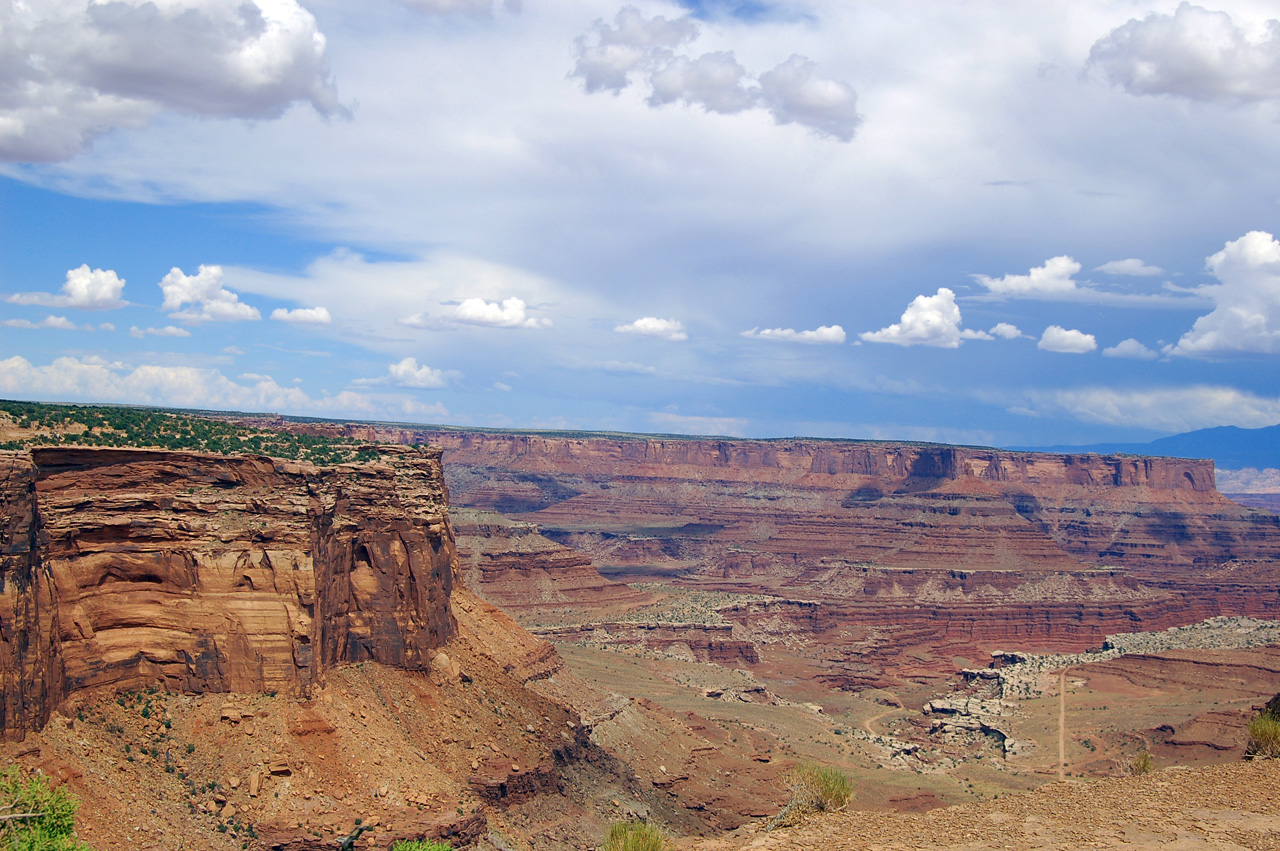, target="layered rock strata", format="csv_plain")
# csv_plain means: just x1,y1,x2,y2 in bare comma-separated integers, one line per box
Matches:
0,445,455,739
